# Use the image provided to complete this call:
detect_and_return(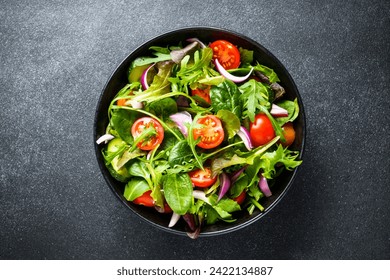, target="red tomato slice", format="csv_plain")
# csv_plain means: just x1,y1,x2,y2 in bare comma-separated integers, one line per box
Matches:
133,190,154,207
131,117,164,151
193,115,224,149
249,113,275,147
281,122,296,147
189,167,217,188
233,191,246,205
191,86,211,104
209,40,241,70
